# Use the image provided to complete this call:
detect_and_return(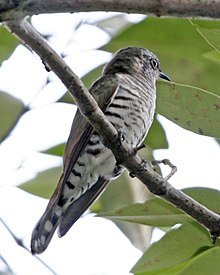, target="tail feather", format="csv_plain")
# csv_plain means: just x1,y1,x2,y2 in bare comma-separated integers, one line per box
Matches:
31,177,108,254
58,177,108,237
31,205,61,255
